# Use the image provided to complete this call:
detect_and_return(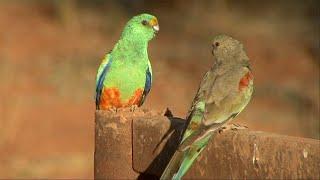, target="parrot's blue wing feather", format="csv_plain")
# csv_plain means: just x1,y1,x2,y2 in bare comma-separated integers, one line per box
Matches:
95,57,112,109
139,67,152,106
